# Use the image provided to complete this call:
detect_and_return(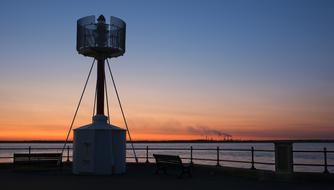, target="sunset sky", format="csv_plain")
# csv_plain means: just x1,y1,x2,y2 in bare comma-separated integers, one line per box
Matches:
0,0,334,140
